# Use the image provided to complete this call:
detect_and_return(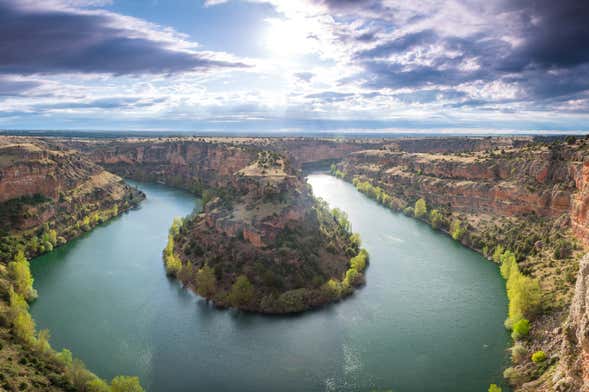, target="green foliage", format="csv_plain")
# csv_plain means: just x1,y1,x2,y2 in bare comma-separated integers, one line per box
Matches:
196,265,217,299
57,348,73,366
429,209,444,229
7,250,37,300
497,248,542,327
553,239,572,259
511,318,530,340
331,208,351,233
492,244,504,263
36,329,52,355
353,178,393,208
86,379,112,392
450,219,465,241
163,219,184,277
329,163,346,179
350,249,369,272
531,351,546,363
13,308,36,344
111,376,145,392
229,275,255,307
403,207,414,216
414,198,427,218
343,268,359,287
488,384,502,392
